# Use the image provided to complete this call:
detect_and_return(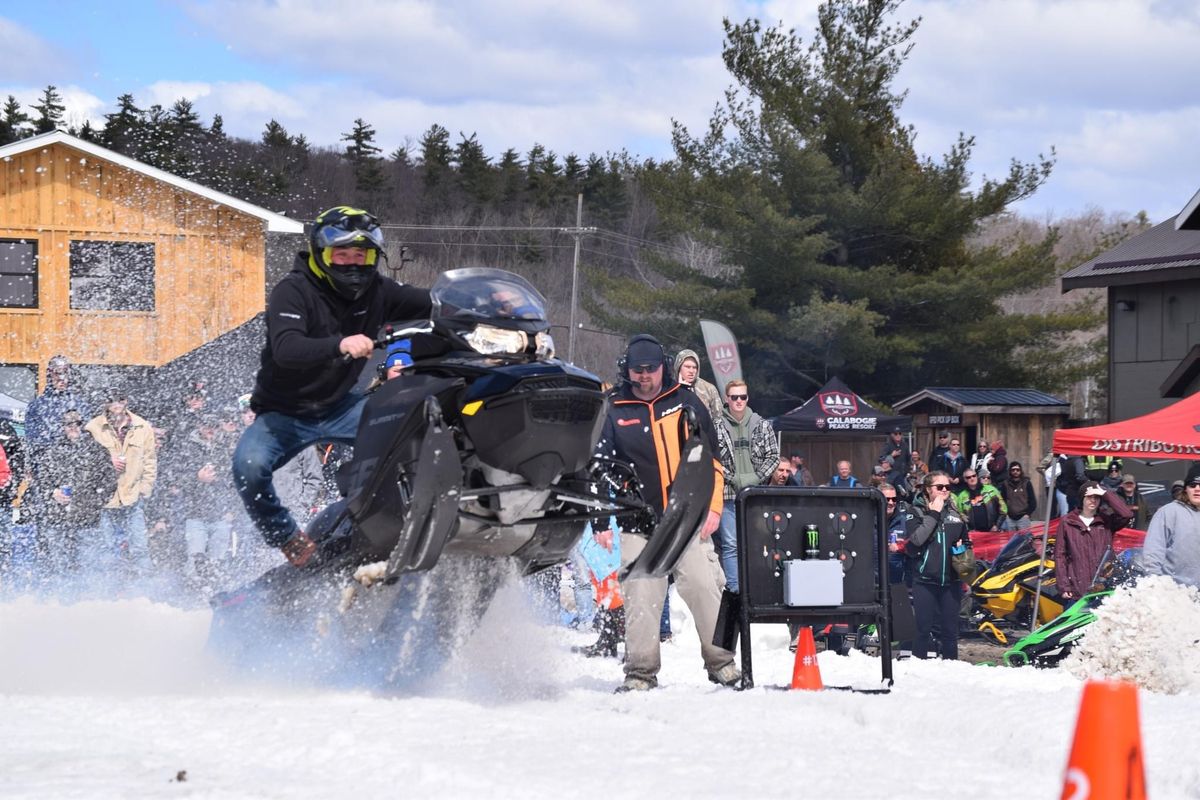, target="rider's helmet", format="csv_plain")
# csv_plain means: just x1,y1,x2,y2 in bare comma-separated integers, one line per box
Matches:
307,206,386,301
